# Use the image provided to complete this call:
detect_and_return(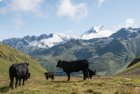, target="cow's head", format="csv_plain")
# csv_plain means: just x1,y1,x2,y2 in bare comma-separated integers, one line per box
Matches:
90,70,96,76
44,72,48,76
56,60,63,68
25,73,30,80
